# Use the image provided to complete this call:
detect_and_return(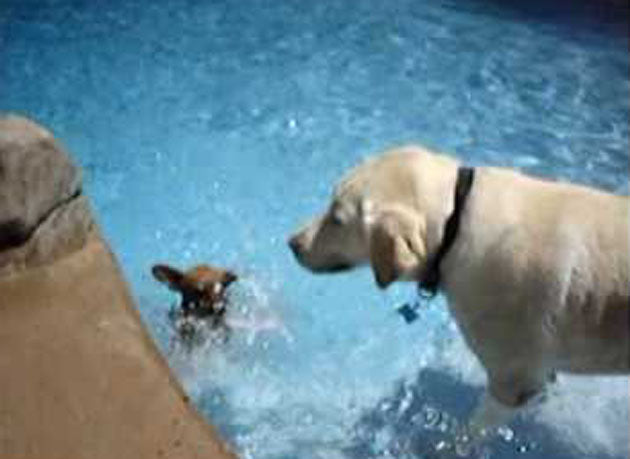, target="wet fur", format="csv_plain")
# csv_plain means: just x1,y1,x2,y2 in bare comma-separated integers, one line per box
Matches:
152,263,237,340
